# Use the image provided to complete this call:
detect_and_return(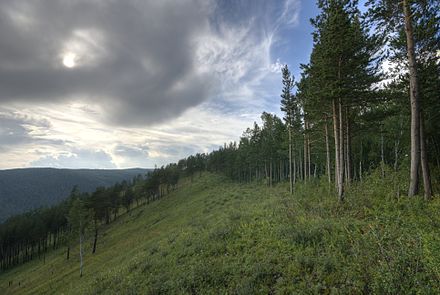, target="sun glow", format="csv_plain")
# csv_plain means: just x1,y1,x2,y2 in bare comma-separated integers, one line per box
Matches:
62,52,76,68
